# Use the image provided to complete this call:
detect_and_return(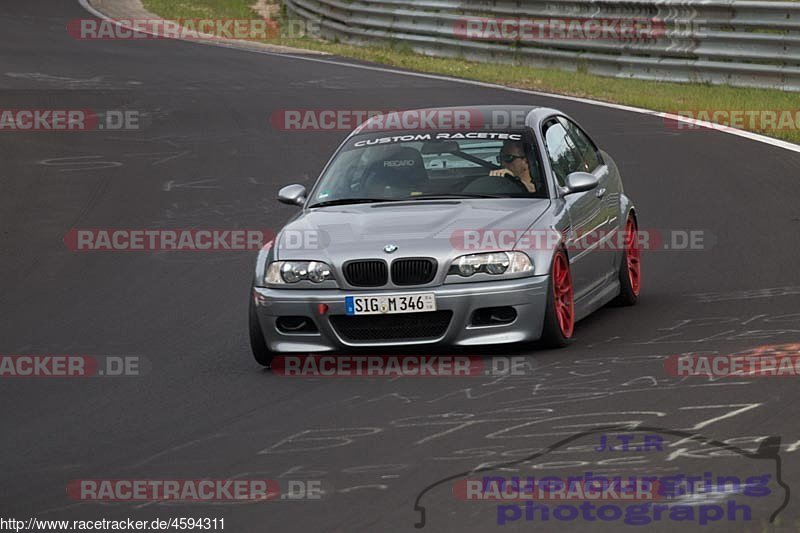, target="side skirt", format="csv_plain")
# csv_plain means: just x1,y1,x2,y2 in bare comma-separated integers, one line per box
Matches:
574,278,620,322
